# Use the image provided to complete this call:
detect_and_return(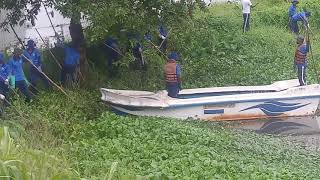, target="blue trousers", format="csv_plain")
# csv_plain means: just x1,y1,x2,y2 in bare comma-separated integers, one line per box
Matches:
61,65,76,86
290,20,299,34
30,67,50,92
297,64,307,86
166,83,180,98
16,80,31,103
